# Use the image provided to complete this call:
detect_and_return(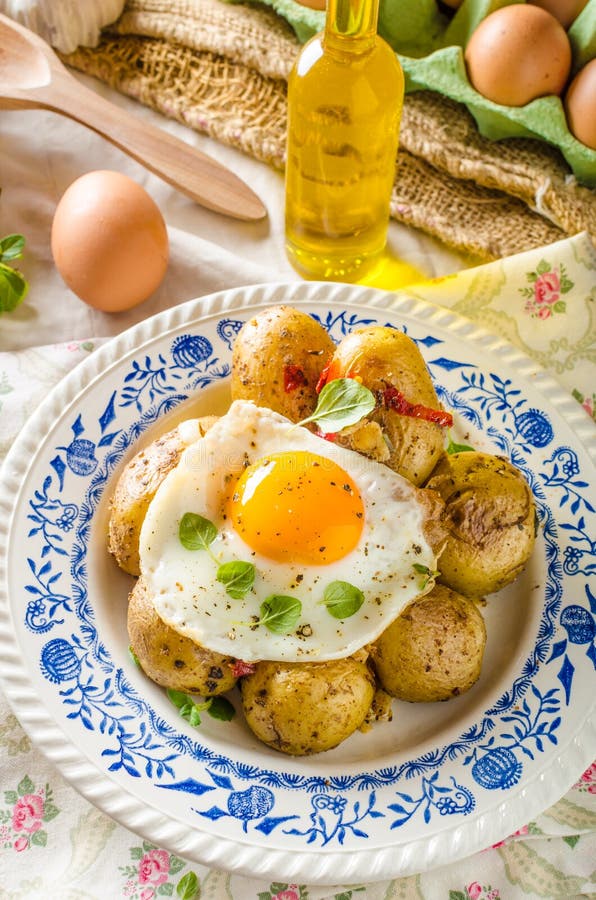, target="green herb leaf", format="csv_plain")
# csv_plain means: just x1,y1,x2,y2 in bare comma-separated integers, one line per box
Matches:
322,580,364,619
207,695,236,721
0,233,25,262
179,512,218,551
298,378,375,433
167,688,190,710
0,262,28,313
167,689,213,728
412,563,439,590
128,645,142,668
446,436,475,455
216,560,255,598
258,595,302,634
177,871,200,900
